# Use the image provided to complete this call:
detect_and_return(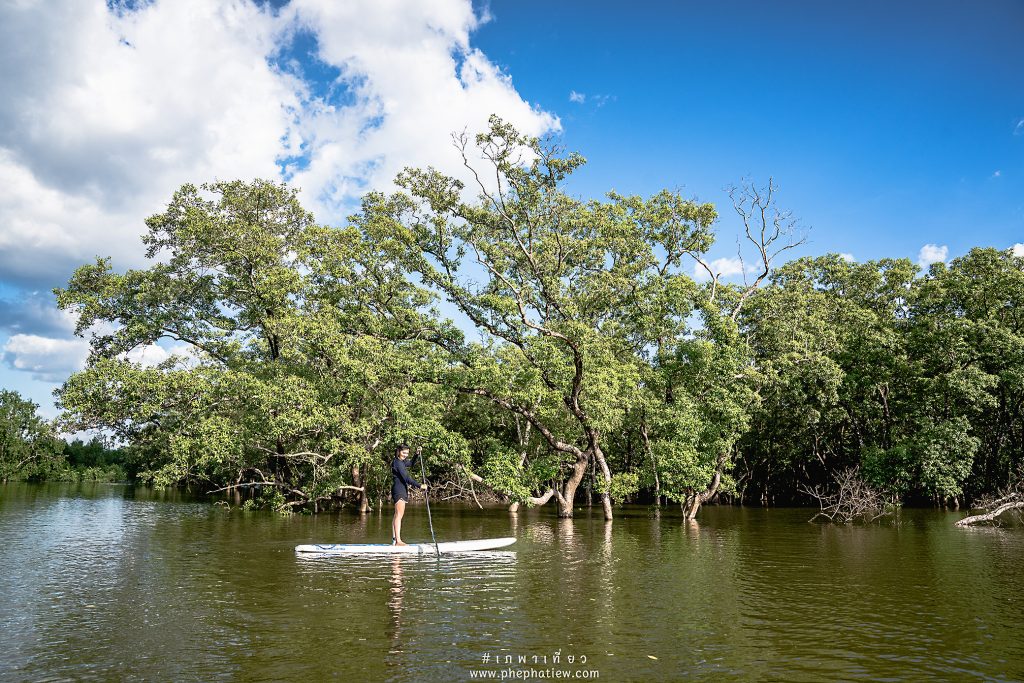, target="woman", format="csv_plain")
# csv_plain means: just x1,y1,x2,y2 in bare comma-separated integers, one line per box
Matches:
391,444,427,545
